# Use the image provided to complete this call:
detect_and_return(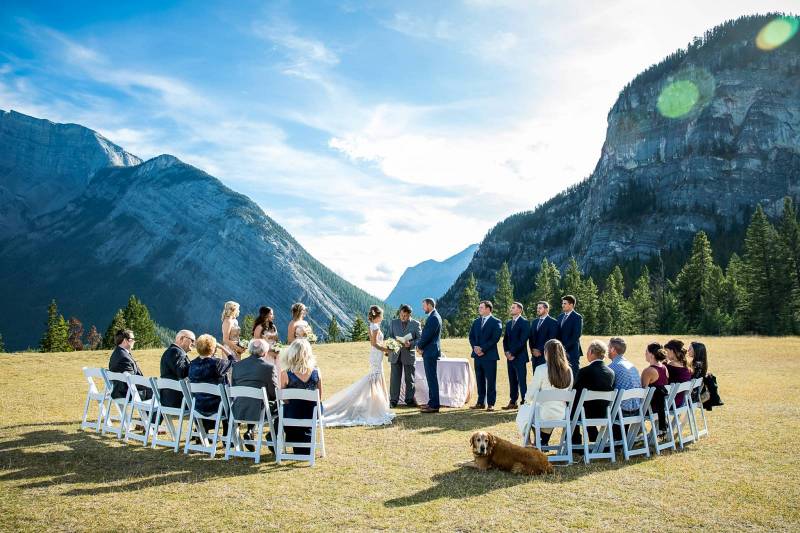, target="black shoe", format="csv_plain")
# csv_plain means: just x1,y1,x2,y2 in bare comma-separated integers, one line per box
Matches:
470,404,486,410
405,400,418,408
390,401,398,408
420,406,440,413
242,431,255,452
